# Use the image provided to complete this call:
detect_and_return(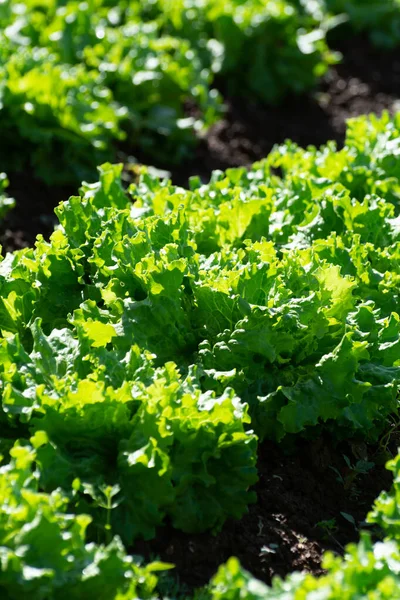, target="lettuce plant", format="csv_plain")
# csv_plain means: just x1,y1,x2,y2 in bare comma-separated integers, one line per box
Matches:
0,1,219,184
140,0,338,103
0,441,165,600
